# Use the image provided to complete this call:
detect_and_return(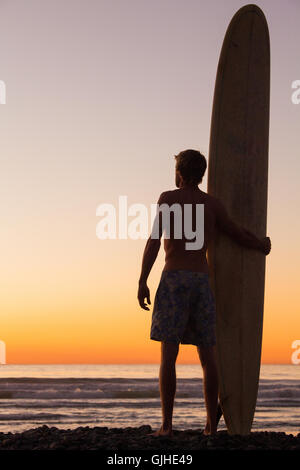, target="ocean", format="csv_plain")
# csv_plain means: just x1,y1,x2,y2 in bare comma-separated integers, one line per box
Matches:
0,364,299,434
